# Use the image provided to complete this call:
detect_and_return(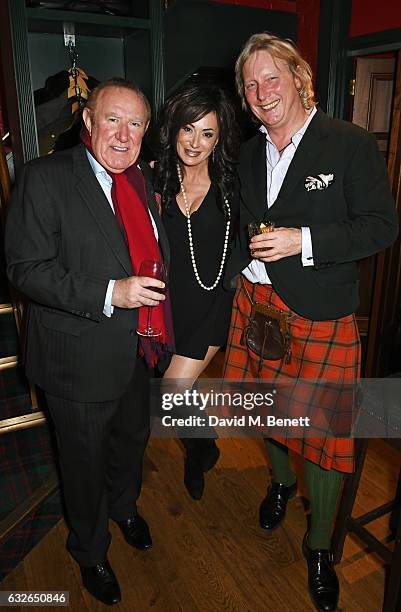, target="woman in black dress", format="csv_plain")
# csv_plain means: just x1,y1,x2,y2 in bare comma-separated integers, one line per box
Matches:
154,81,240,500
